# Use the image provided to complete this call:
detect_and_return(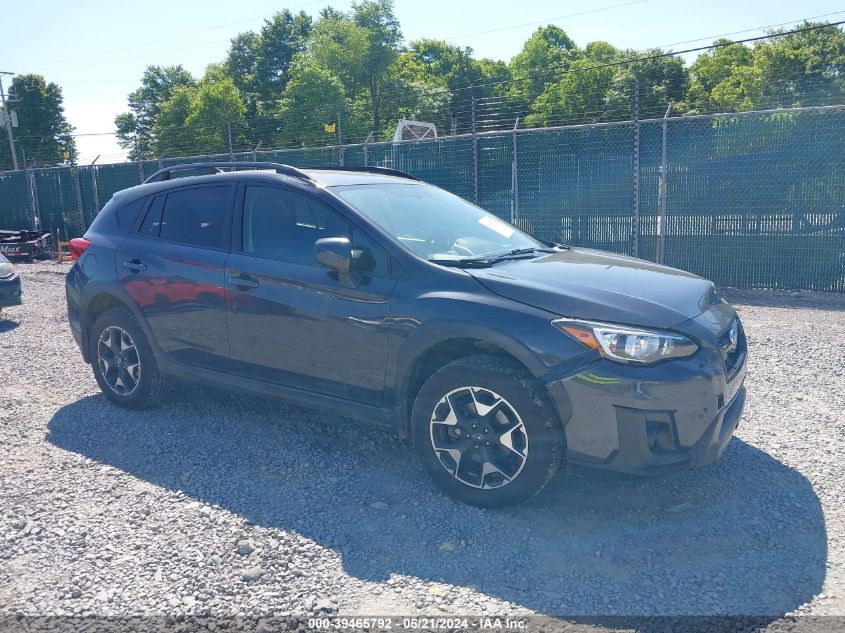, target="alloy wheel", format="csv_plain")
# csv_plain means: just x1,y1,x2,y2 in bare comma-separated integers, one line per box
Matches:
429,386,528,489
97,326,141,396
